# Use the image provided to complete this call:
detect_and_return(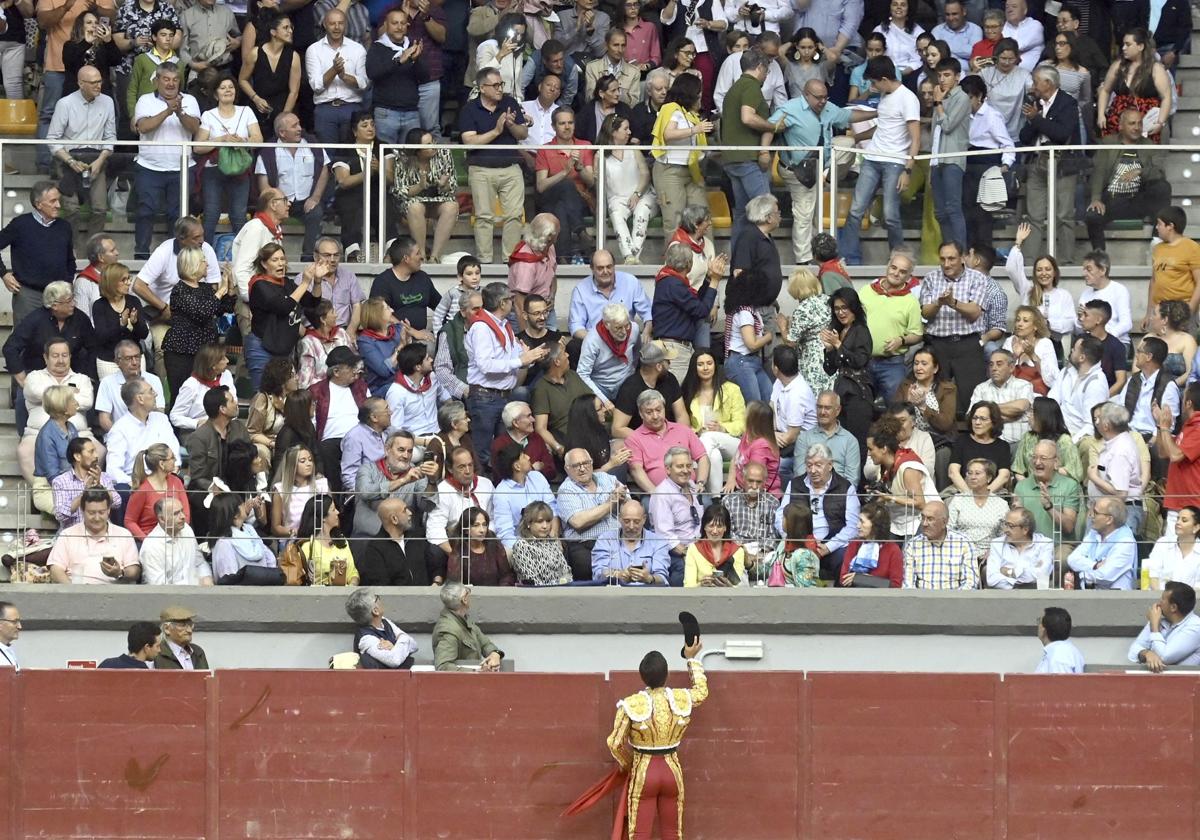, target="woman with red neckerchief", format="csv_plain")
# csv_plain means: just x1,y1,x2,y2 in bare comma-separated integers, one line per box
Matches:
356,297,406,397
247,242,328,387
